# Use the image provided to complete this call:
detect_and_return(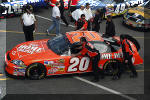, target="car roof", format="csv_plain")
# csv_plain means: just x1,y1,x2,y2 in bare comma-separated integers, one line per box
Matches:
65,31,104,44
